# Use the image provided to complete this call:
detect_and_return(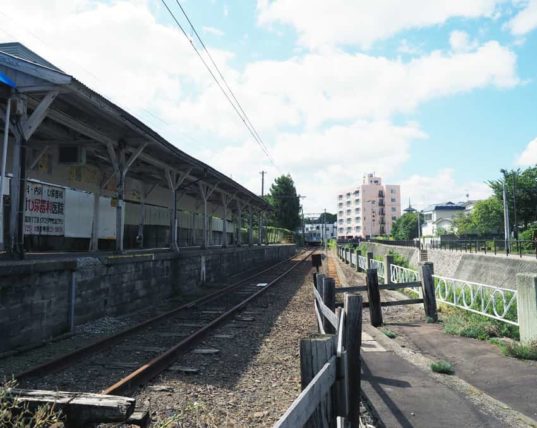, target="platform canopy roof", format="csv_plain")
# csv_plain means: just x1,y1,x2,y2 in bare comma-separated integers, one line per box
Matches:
0,42,270,211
